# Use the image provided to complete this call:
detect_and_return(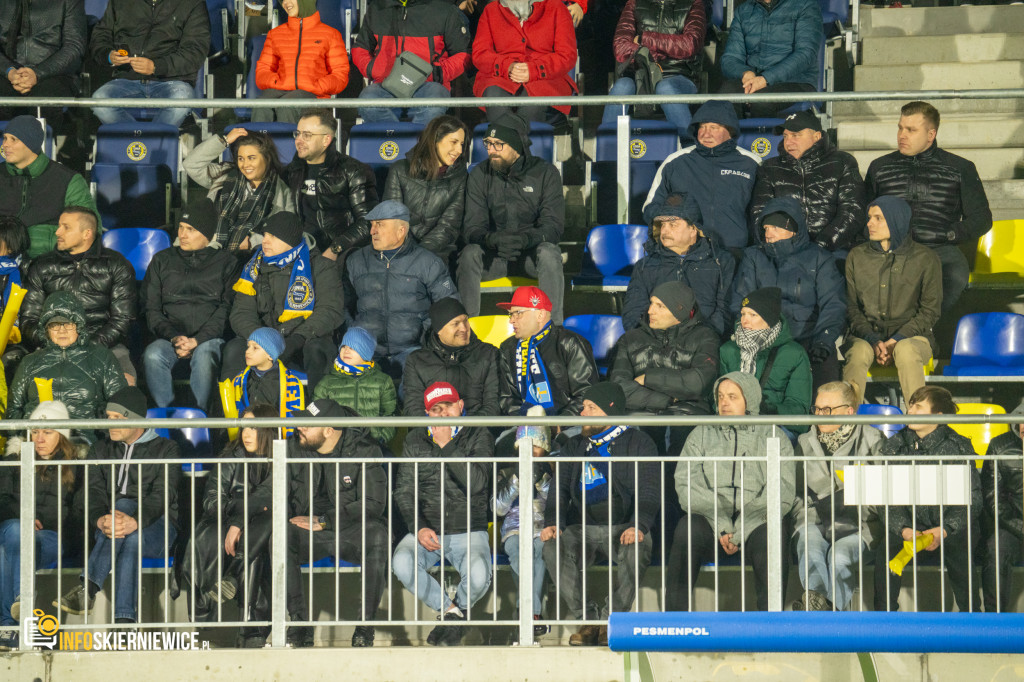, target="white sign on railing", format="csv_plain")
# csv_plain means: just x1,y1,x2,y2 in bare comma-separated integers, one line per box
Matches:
843,465,973,506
